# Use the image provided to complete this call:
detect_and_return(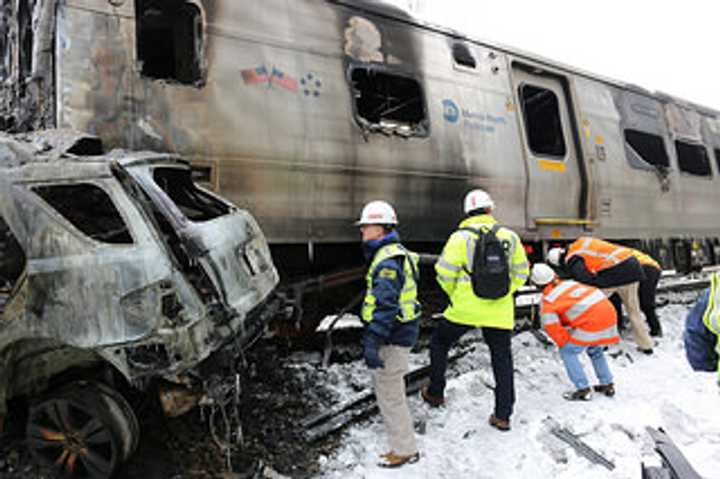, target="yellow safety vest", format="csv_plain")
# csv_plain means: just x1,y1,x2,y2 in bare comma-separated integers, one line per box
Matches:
703,272,720,376
362,244,420,323
435,215,529,329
